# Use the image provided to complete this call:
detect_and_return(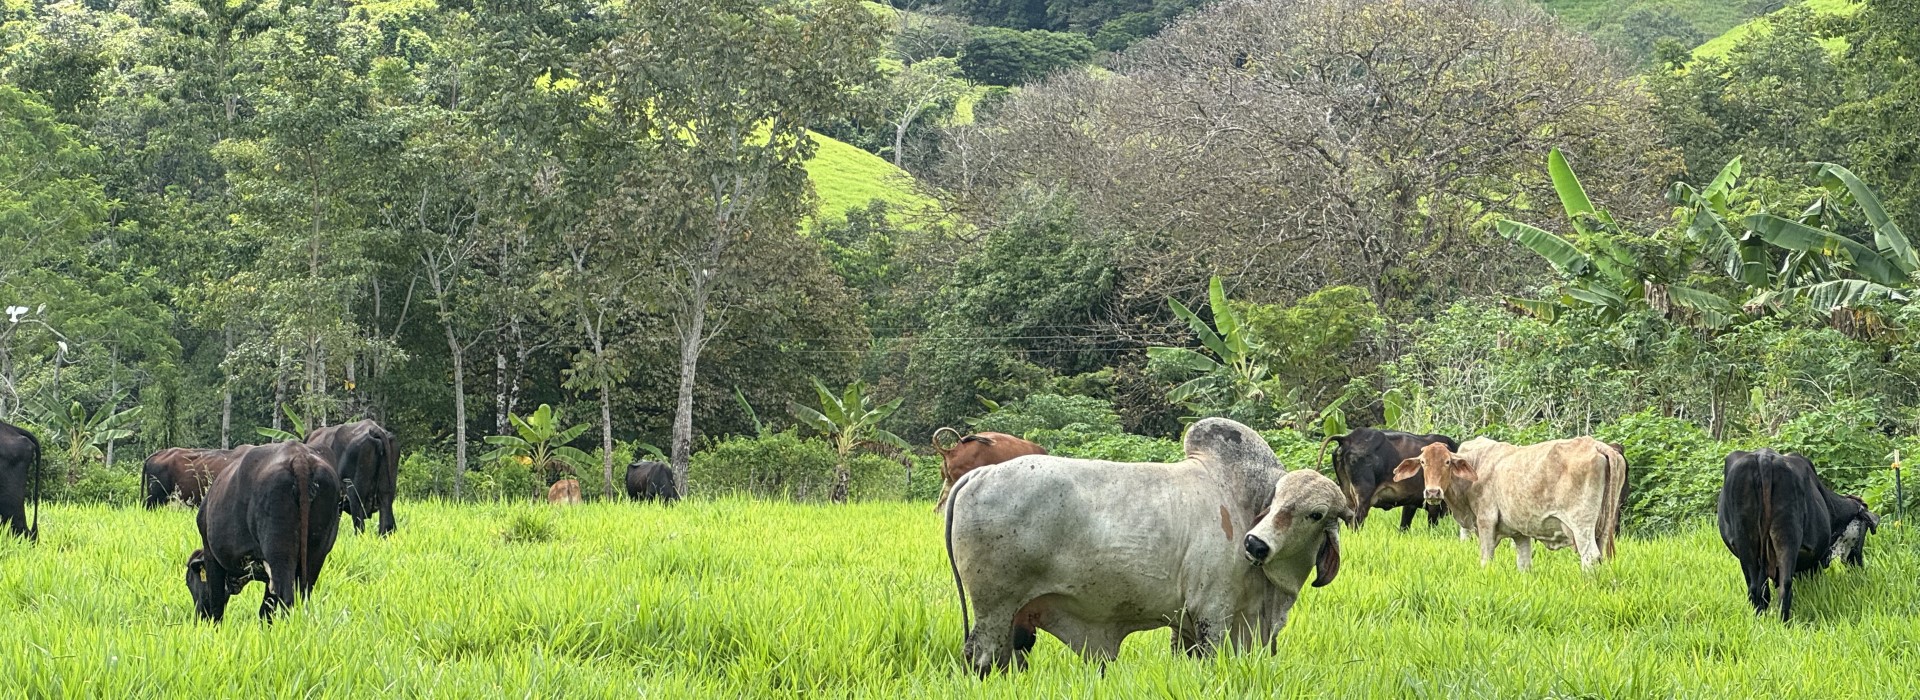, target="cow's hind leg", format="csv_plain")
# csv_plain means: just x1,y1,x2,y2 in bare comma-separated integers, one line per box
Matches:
1398,505,1418,531
963,602,1027,675
1739,556,1770,614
